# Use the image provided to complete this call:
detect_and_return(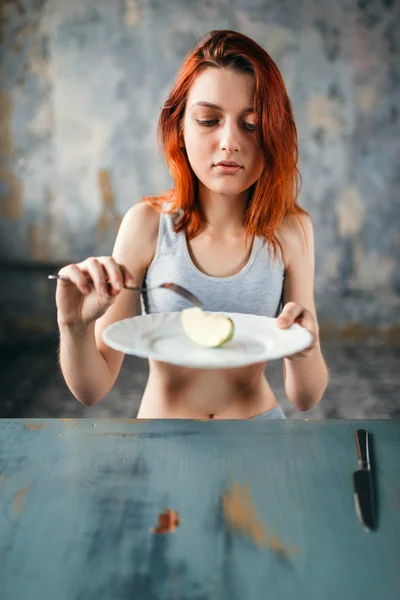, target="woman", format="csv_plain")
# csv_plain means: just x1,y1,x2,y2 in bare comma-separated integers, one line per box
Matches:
56,30,329,419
